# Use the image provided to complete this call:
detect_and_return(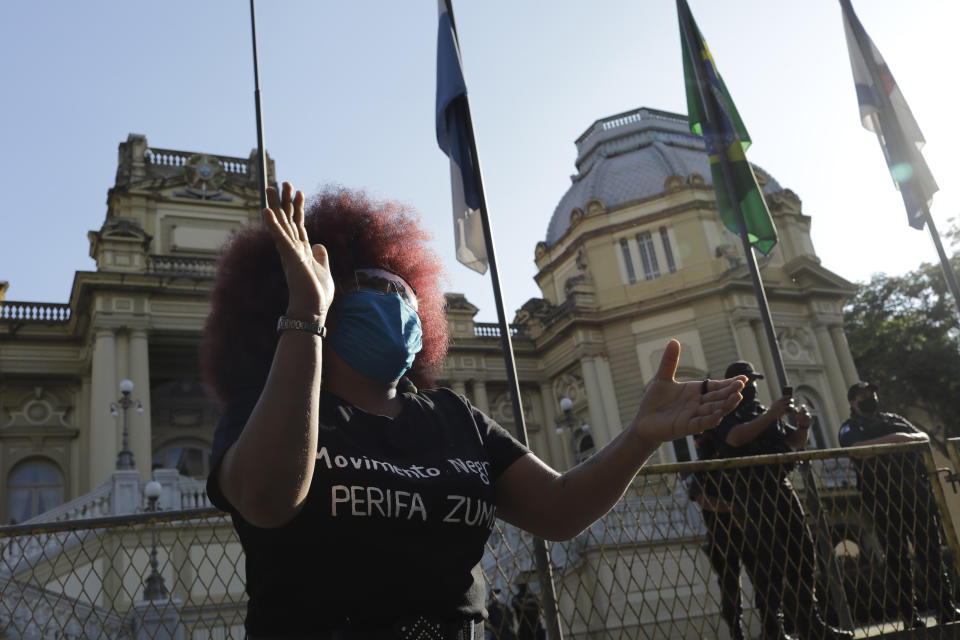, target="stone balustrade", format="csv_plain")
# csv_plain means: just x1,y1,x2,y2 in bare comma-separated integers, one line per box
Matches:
145,147,249,175
146,254,217,278
21,469,212,526
0,301,71,323
473,322,521,338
